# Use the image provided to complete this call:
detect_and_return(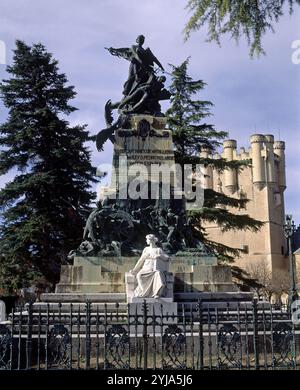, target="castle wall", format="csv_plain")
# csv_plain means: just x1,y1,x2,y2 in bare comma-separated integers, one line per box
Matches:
201,134,288,274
